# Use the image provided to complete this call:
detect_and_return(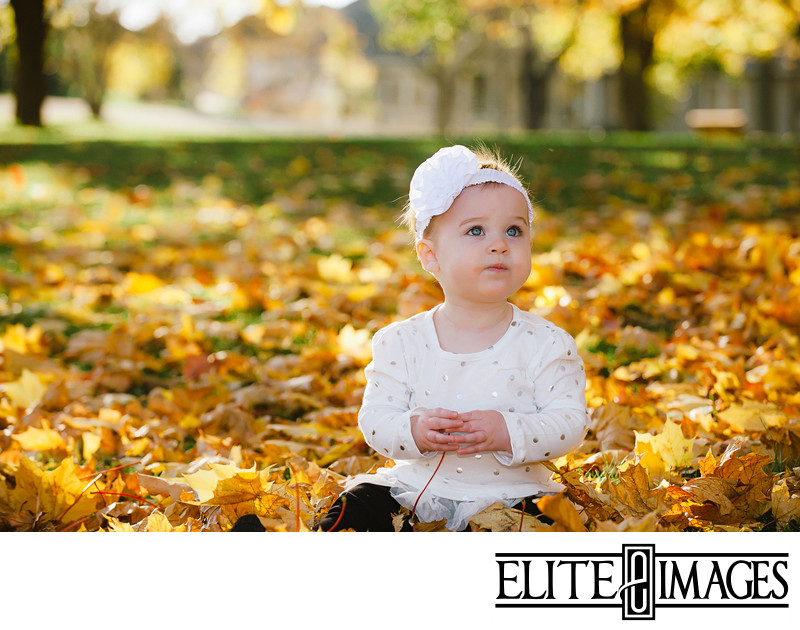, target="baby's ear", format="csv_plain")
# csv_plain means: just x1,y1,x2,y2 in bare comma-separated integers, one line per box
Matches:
416,239,439,274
